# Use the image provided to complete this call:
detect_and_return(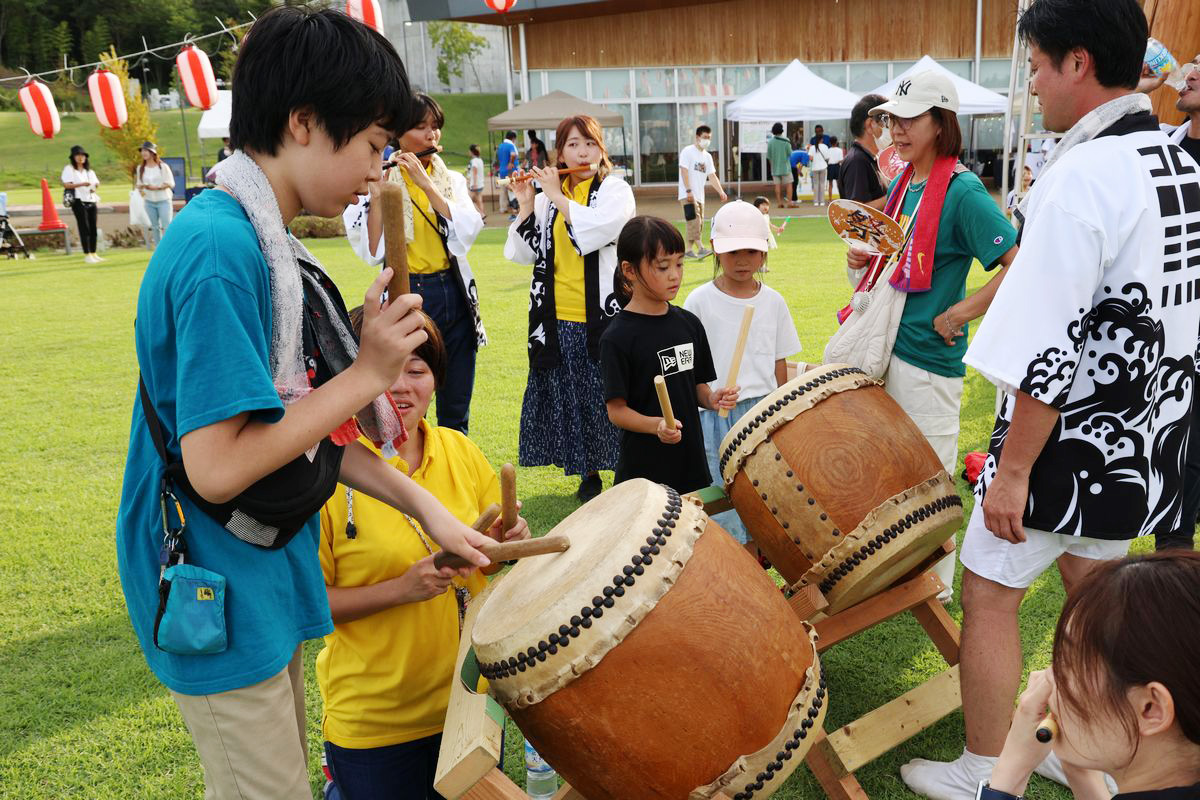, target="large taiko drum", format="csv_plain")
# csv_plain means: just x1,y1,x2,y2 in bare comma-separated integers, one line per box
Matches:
719,364,964,615
472,479,827,800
